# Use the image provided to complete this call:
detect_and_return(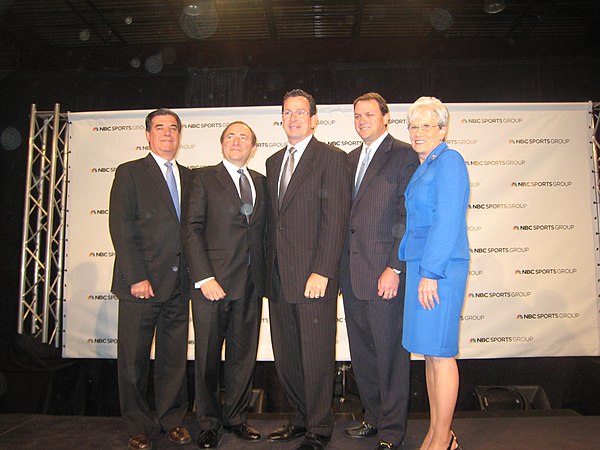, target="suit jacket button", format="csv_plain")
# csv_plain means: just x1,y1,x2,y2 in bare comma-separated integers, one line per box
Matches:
176,251,182,256
172,266,178,272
